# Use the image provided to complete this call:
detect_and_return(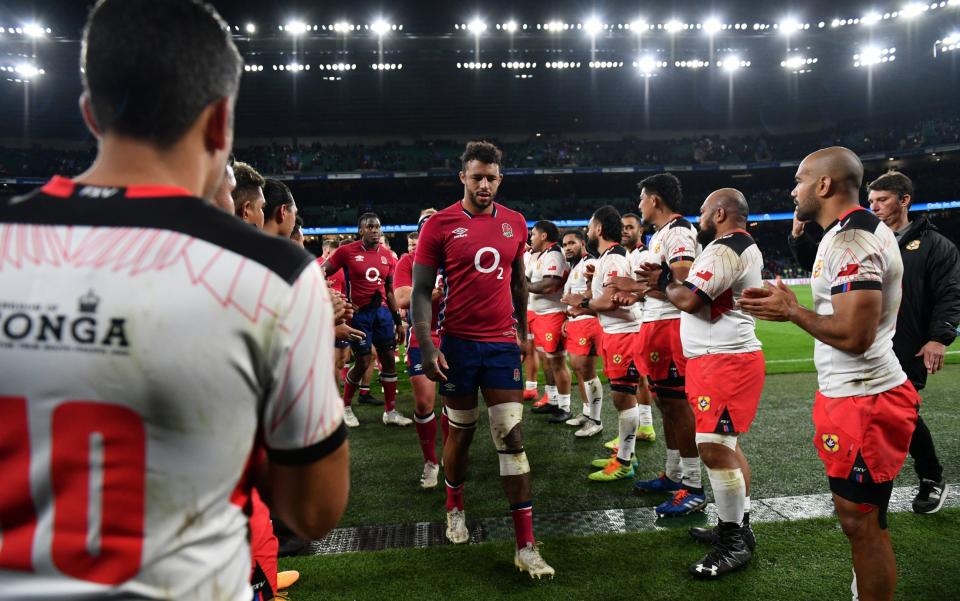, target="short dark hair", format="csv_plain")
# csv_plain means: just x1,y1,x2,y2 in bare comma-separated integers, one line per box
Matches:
232,161,264,213
868,171,914,204
592,205,622,243
533,220,560,243
81,0,242,149
461,141,503,170
639,173,683,212
291,215,303,238
322,239,339,251
263,179,294,221
407,231,419,240
563,229,585,242
622,213,641,223
358,212,380,228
